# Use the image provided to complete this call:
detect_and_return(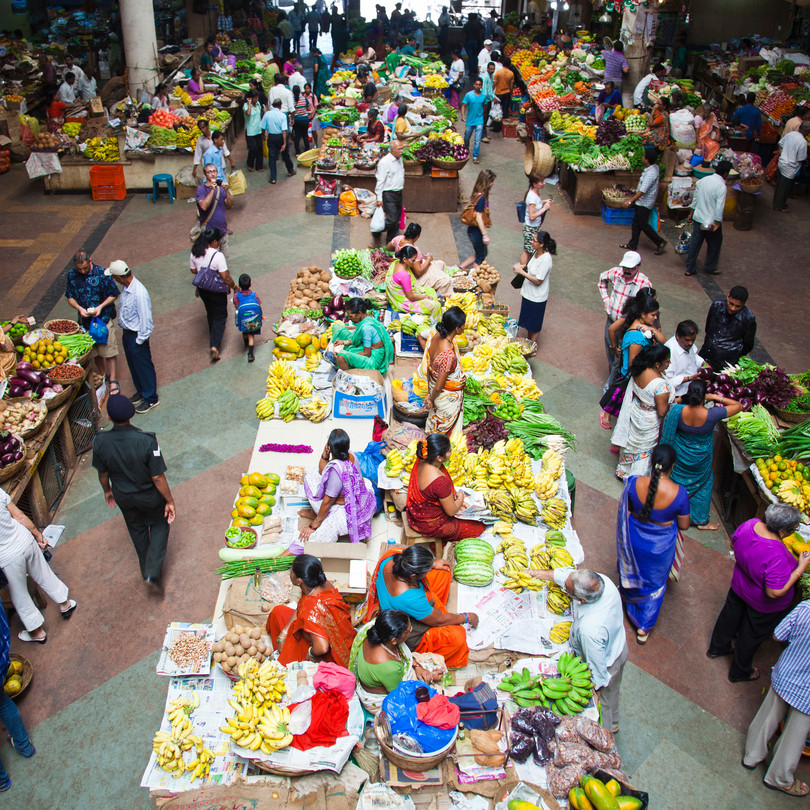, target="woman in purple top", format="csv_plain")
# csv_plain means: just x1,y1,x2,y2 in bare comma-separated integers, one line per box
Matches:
707,504,809,683
603,40,629,90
